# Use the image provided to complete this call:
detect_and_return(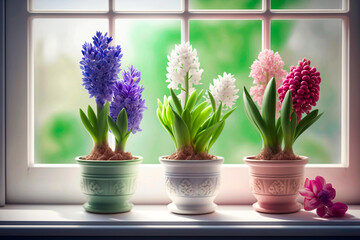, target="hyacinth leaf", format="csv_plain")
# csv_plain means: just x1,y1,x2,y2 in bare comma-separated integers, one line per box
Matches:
295,110,323,141
262,78,276,137
207,120,225,152
166,104,174,126
208,91,217,112
79,109,97,141
195,89,204,104
96,101,109,142
214,102,223,123
157,107,175,145
170,88,183,114
191,102,208,120
192,106,212,138
108,116,121,141
276,117,283,144
281,91,293,149
117,108,128,137
171,105,191,148
87,105,97,127
243,87,267,140
222,107,236,121
290,111,297,146
184,90,197,111
157,99,163,111
181,109,192,131
194,120,223,153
